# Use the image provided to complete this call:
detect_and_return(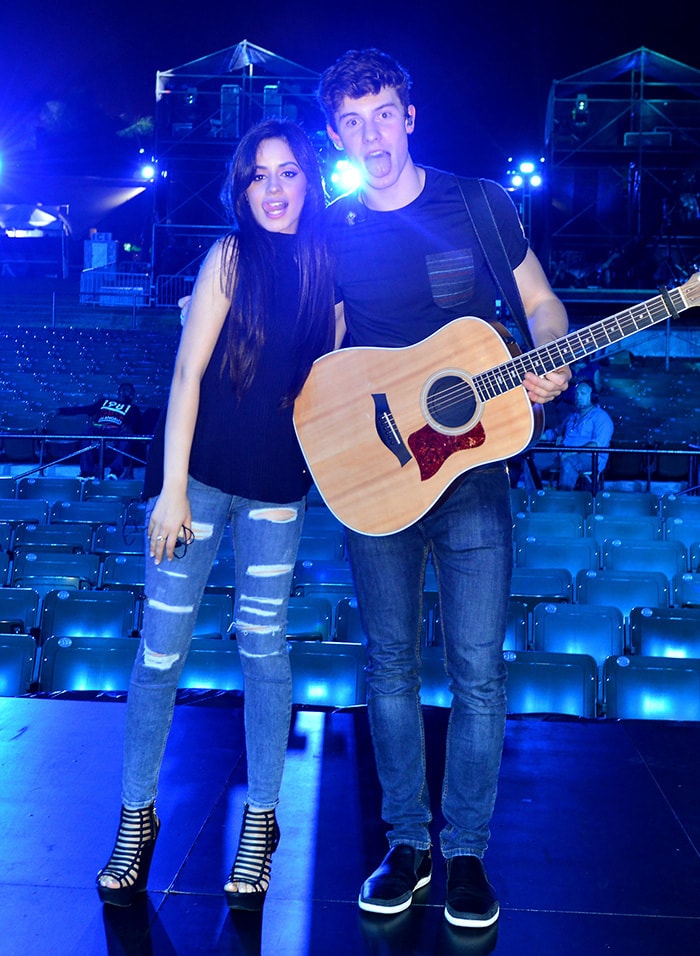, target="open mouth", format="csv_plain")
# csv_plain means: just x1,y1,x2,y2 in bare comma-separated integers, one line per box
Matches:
262,201,288,217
